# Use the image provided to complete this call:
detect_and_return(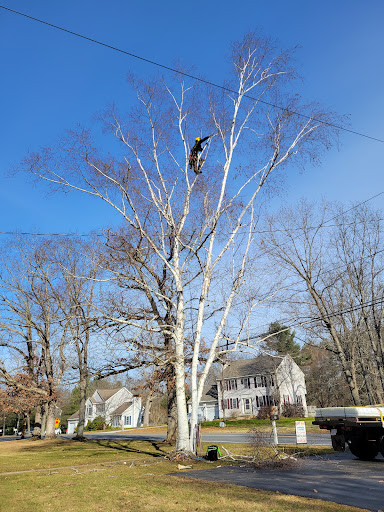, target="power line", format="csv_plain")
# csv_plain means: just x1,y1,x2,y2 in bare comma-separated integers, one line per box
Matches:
209,192,384,332
1,5,384,144
252,191,384,263
3,190,382,240
0,231,103,238
220,296,384,350
2,208,383,240
230,243,384,313
201,191,384,298
3,190,383,318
